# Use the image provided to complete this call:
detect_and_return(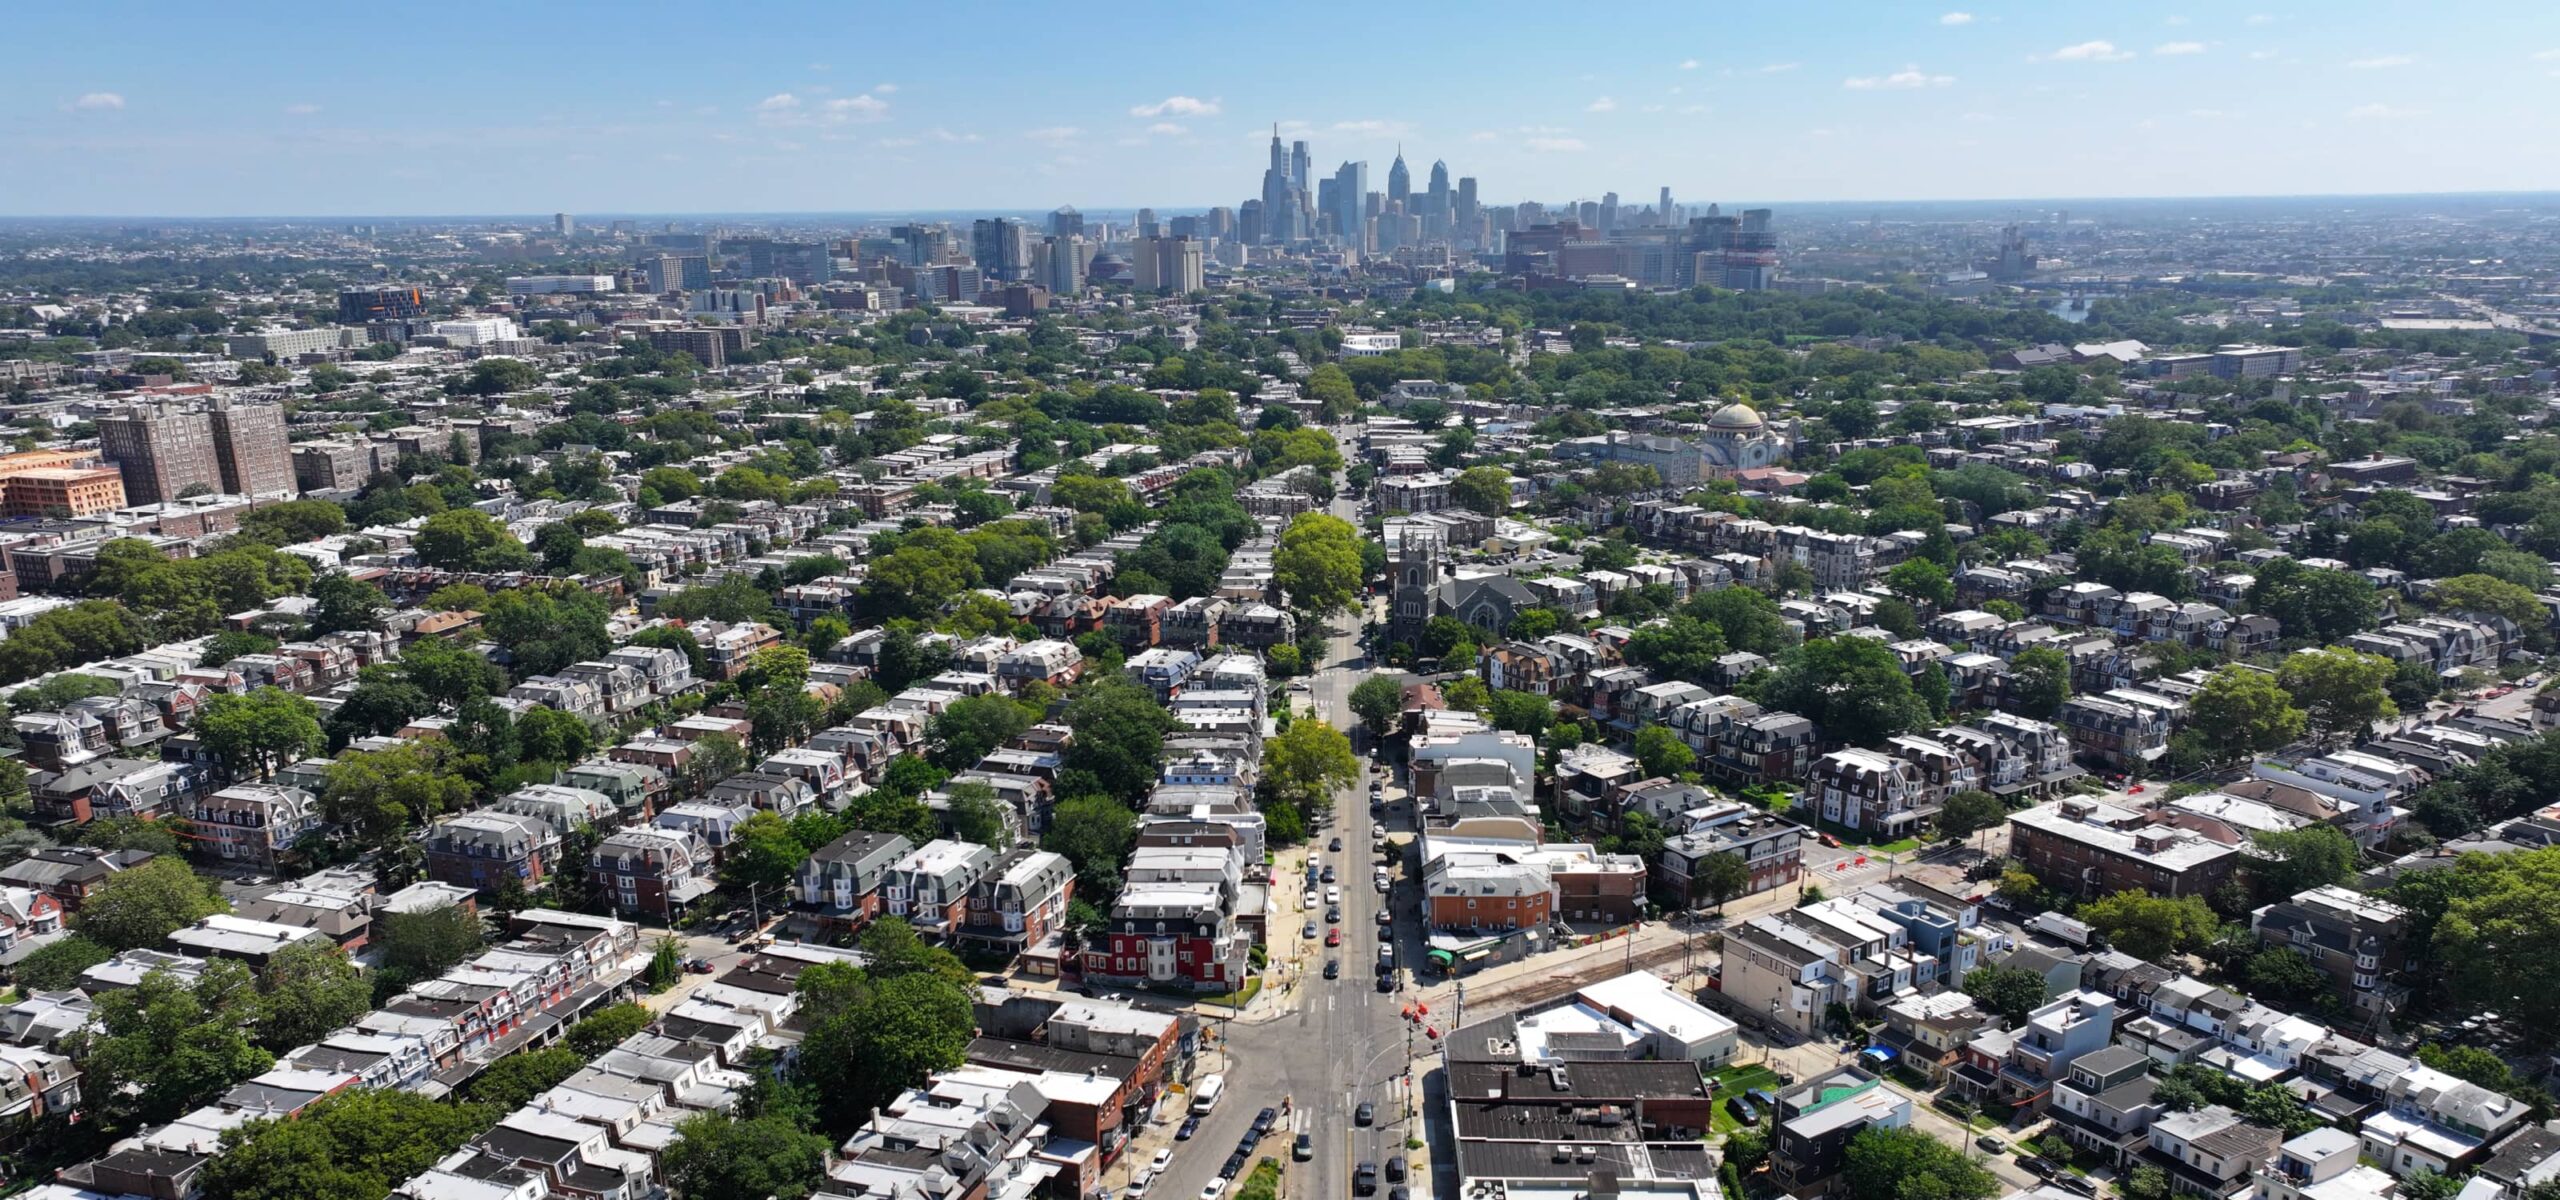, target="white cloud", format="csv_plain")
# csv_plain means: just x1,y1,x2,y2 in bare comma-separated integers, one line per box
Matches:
1678,104,1708,114
1145,122,1187,135
1844,65,1954,89
2245,12,2275,23
1129,95,1220,117
2041,40,2136,62
283,103,321,116
1586,96,1617,112
755,92,800,111
1678,58,1699,70
2187,107,2230,118
1468,130,1499,142
1524,137,1586,153
807,63,831,72
873,82,898,93
1328,119,1410,136
1025,125,1082,142
2347,103,2423,119
2154,41,2207,55
2248,49,2278,59
1755,62,1800,74
1939,11,1974,24
2346,54,2412,68
67,91,125,111
2165,14,2190,25
877,136,919,148
821,94,889,121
